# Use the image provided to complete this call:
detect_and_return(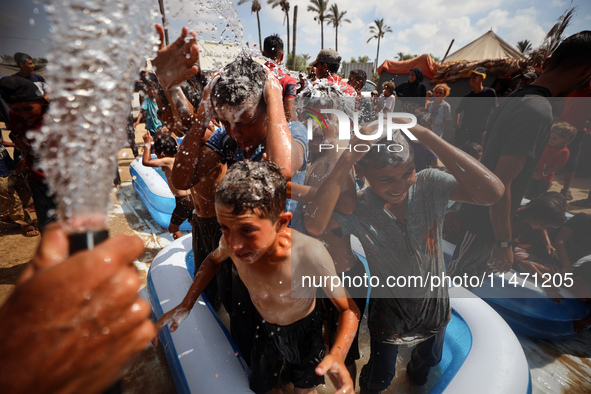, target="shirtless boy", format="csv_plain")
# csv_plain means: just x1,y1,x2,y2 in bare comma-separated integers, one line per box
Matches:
153,161,359,394
141,133,192,239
